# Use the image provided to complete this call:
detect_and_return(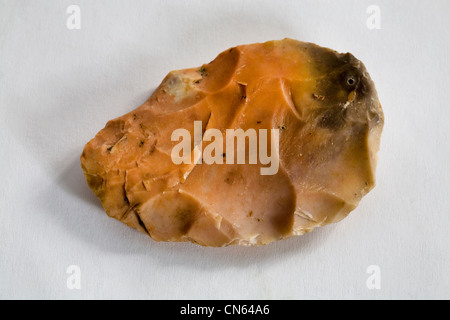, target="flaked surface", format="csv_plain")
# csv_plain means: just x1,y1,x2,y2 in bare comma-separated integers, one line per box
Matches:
81,38,384,246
